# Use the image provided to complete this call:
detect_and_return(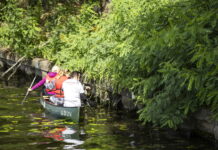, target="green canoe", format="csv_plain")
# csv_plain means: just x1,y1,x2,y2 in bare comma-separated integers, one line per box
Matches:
40,97,80,122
